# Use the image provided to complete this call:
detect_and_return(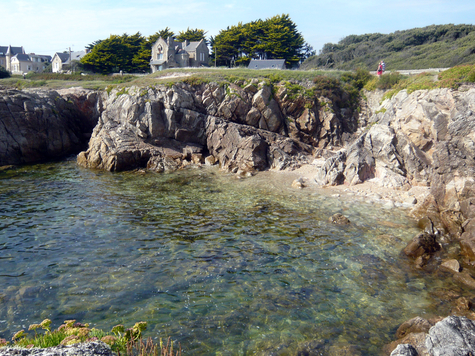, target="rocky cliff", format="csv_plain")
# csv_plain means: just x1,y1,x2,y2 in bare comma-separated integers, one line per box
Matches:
314,85,475,264
75,80,354,174
0,88,102,166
